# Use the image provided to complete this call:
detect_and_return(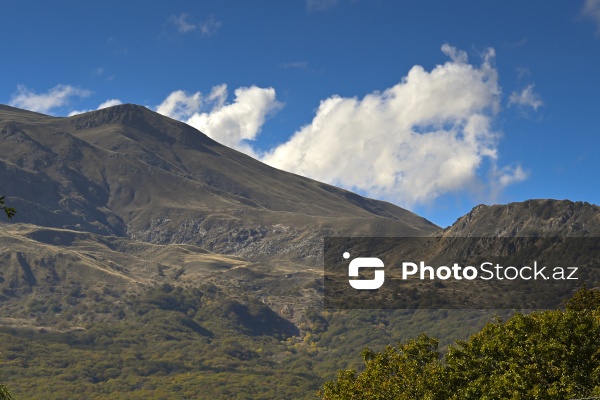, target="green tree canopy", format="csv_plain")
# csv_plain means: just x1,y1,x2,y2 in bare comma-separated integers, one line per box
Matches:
0,384,12,400
319,287,600,400
0,196,16,219
0,194,15,399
